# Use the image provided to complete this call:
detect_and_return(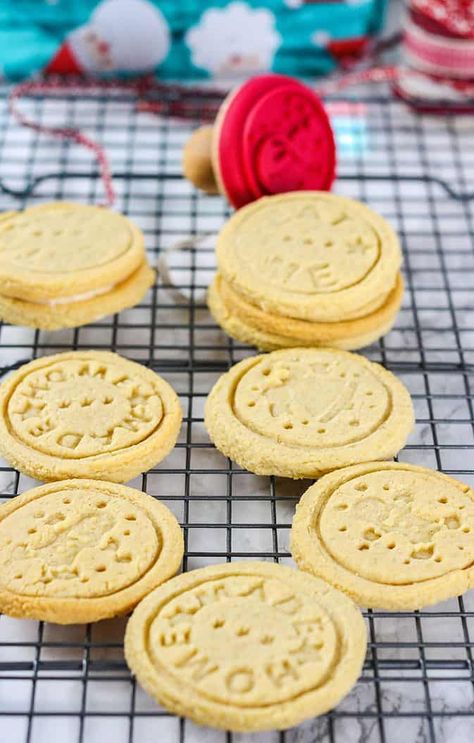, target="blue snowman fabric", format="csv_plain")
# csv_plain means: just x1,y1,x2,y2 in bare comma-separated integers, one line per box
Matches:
0,0,387,80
